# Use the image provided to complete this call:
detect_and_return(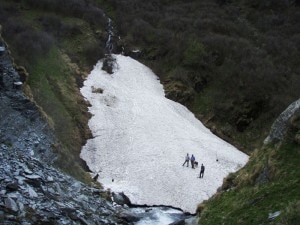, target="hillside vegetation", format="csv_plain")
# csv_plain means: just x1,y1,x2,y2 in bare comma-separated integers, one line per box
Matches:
0,0,108,182
104,0,300,153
